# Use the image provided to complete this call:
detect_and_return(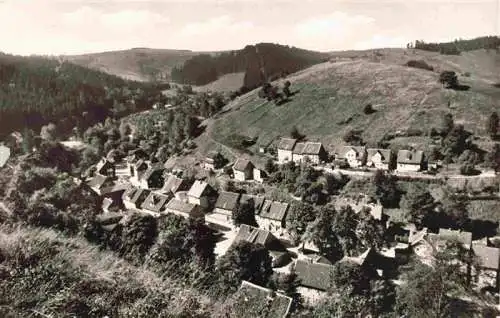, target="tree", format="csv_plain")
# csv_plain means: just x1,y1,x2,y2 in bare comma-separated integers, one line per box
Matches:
332,206,360,256
309,205,343,262
232,198,257,227
356,208,386,250
216,241,273,292
285,202,316,244
438,71,458,88
264,158,276,174
343,129,364,146
119,213,158,263
441,113,454,136
363,104,375,114
486,112,499,138
119,122,131,139
22,127,34,154
372,170,400,208
440,194,469,229
441,124,470,161
40,123,58,141
485,143,500,172
331,260,371,295
290,126,303,140
400,183,436,227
